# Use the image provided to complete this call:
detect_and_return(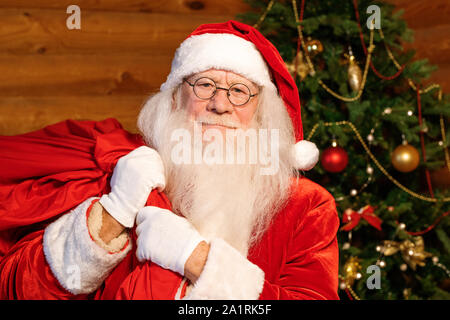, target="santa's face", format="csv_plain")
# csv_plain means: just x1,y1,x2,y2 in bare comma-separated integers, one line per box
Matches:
180,69,260,133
